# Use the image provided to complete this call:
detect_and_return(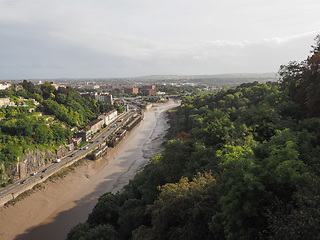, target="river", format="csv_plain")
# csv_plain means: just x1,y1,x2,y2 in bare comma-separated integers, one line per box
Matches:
0,100,180,240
